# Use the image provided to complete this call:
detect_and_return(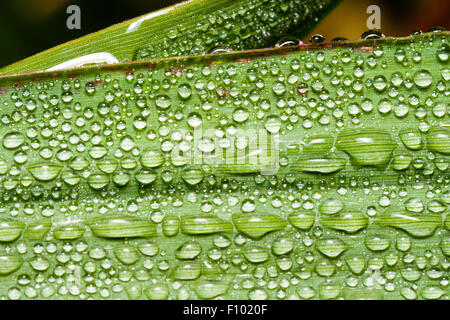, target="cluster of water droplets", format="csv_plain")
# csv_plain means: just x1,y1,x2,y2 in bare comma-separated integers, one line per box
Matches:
0,31,447,299
132,0,336,61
